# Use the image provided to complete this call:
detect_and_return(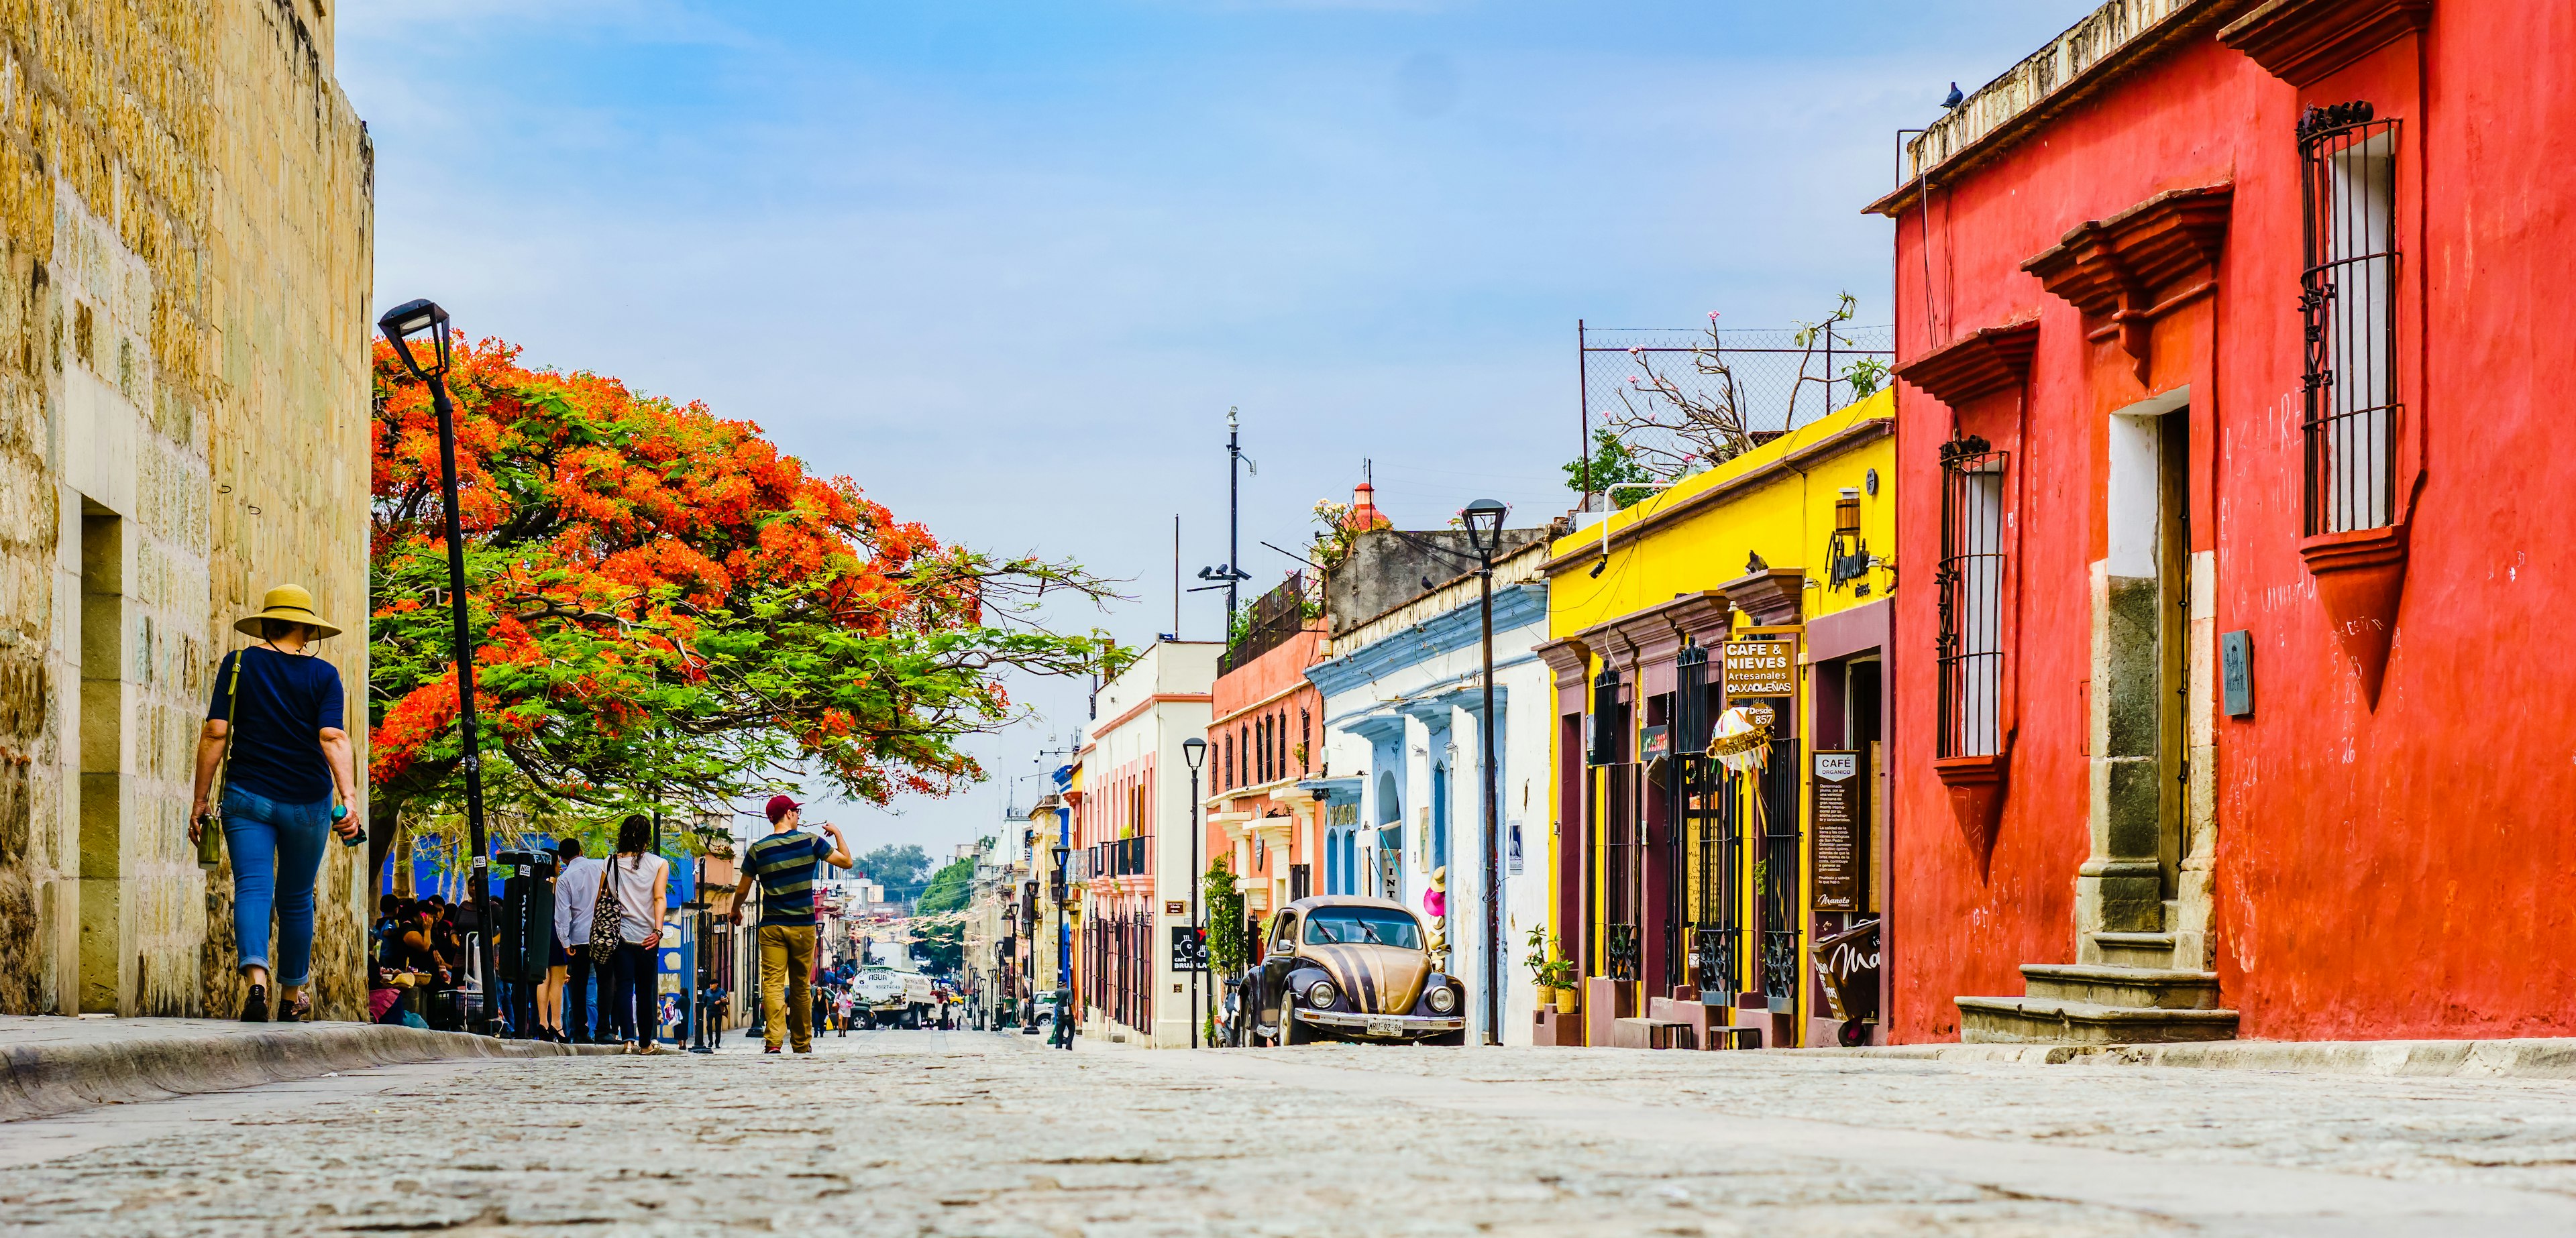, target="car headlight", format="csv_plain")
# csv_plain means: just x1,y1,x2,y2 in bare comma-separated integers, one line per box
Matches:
1305,979,1338,1009
1426,984,1458,1014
